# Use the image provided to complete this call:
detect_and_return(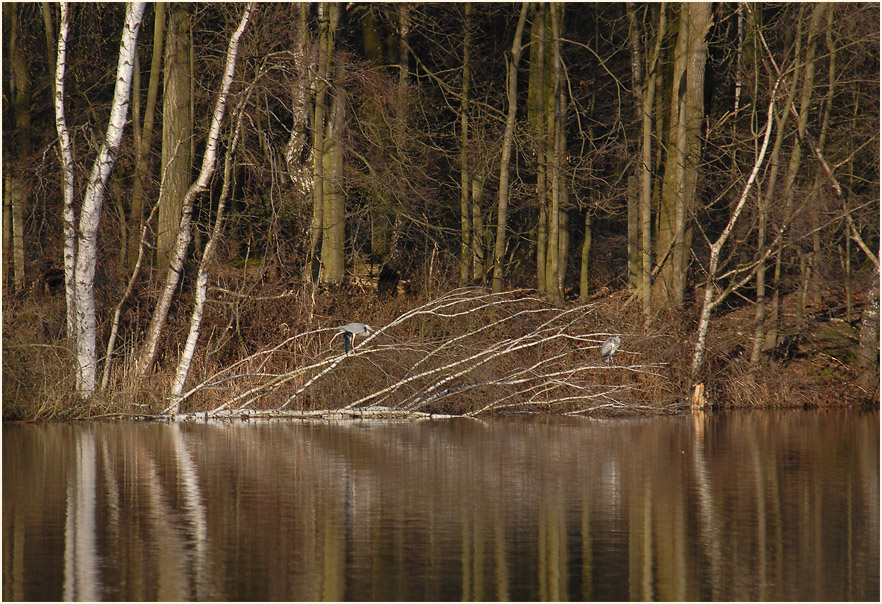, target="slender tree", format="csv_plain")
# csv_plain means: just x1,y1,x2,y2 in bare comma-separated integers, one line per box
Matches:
491,2,529,293
55,2,146,397
135,3,254,378
640,4,665,325
459,3,473,286
127,2,165,269
5,2,32,293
